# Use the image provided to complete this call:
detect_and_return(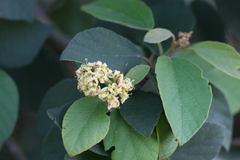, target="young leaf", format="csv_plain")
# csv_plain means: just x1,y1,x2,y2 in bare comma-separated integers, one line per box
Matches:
104,110,158,160
0,0,35,22
62,97,110,157
37,79,84,135
170,123,224,160
0,19,52,68
0,70,19,148
60,27,143,74
190,41,240,79
178,50,240,114
206,87,233,151
42,125,66,160
124,65,150,85
144,28,173,44
47,102,73,129
81,0,154,30
120,90,163,137
155,56,212,145
156,113,178,159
